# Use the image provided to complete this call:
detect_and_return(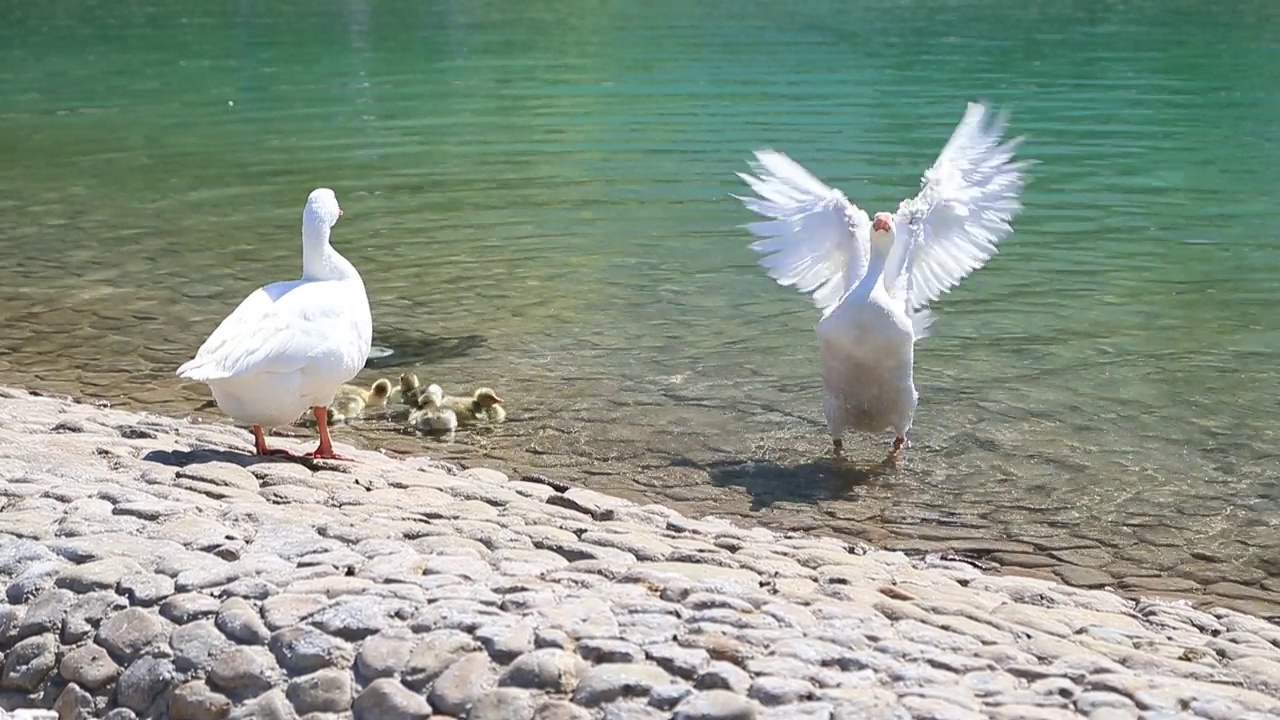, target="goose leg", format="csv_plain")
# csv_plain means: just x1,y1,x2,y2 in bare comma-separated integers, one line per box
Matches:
887,433,911,460
252,425,299,457
832,437,844,457
306,406,355,461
